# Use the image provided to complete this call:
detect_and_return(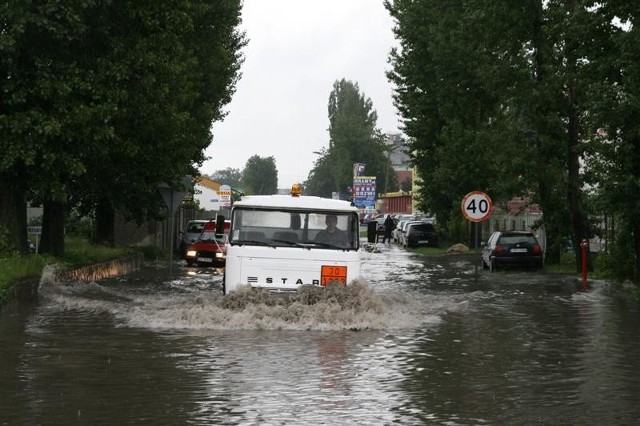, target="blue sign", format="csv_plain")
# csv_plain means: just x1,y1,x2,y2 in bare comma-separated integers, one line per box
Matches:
353,176,376,209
